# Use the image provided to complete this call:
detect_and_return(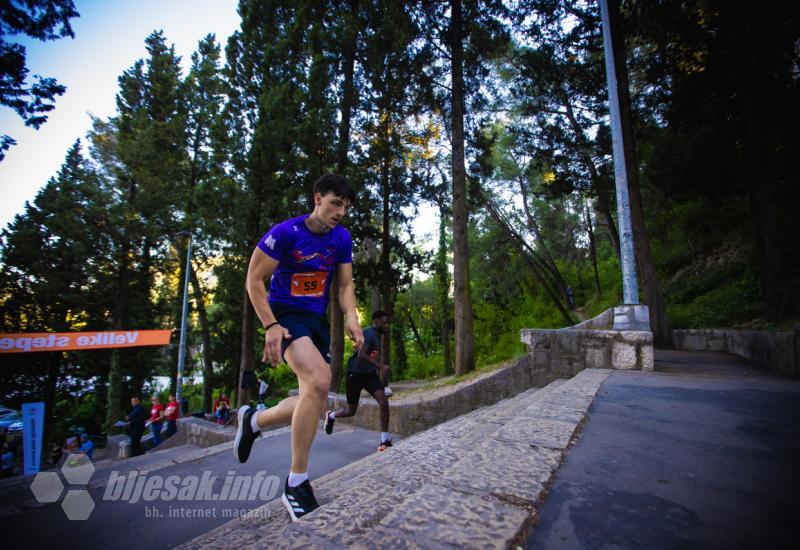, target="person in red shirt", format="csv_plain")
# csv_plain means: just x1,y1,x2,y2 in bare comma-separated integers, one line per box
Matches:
213,393,230,414
145,396,165,448
165,394,179,437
